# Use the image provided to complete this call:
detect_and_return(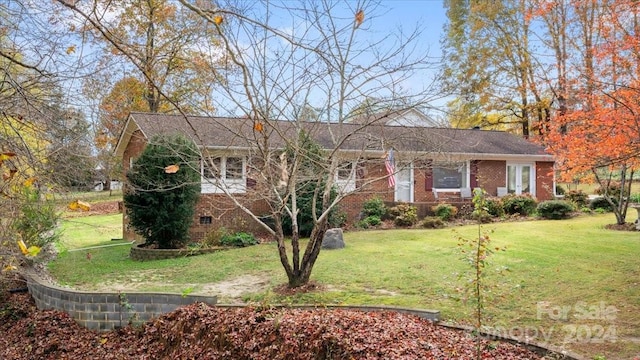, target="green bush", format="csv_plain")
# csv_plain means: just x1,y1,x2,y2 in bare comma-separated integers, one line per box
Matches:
629,193,640,203
388,203,418,227
124,134,201,249
12,187,61,248
456,203,474,219
501,194,537,216
358,215,382,228
329,207,348,229
201,228,227,248
589,197,615,212
471,212,494,223
484,197,504,217
362,197,387,218
422,216,445,229
536,200,575,220
432,203,458,221
555,184,566,195
564,190,588,208
220,232,258,247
